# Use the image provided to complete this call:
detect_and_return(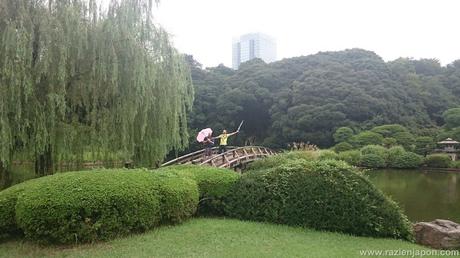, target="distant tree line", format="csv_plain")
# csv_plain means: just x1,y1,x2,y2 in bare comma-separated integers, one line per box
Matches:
185,49,460,150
